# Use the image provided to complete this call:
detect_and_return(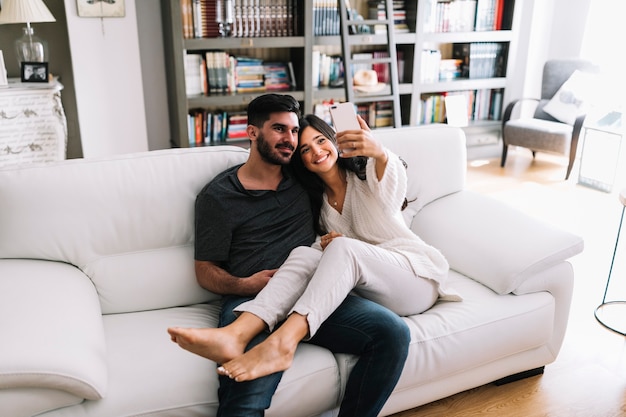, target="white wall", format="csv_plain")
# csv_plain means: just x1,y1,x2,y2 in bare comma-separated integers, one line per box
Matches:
64,0,148,158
